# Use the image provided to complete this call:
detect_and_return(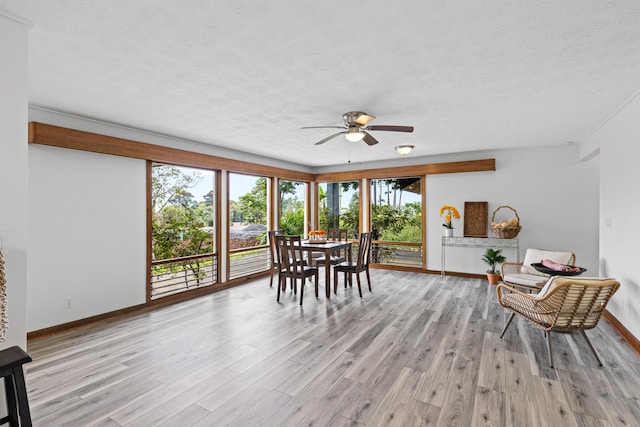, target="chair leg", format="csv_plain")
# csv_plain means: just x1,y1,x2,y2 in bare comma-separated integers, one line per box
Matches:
334,269,338,294
314,272,319,298
269,268,274,287
277,275,282,302
500,312,516,338
4,373,18,425
299,277,304,305
365,267,371,292
547,331,554,368
356,272,363,298
13,368,32,426
581,330,603,366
